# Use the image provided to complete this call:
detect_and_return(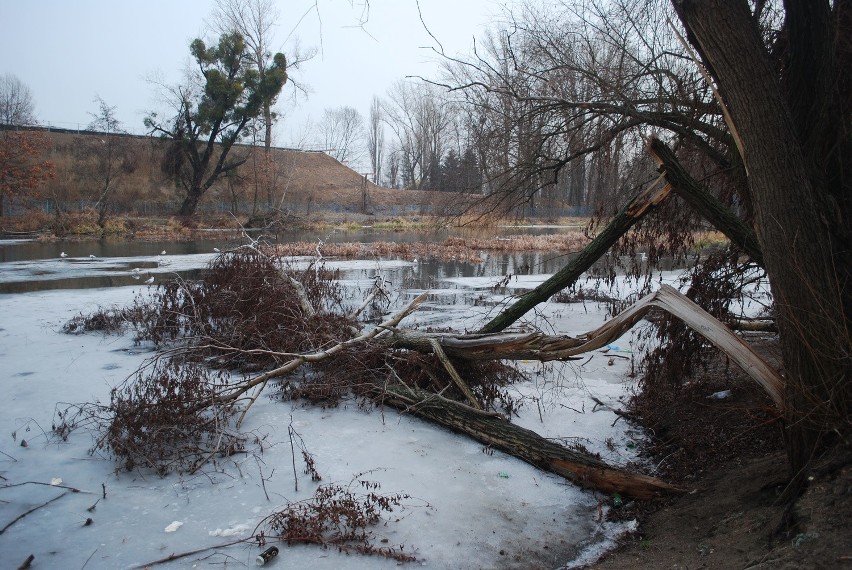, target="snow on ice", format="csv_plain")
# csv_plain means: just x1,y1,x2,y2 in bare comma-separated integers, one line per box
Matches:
0,262,673,569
